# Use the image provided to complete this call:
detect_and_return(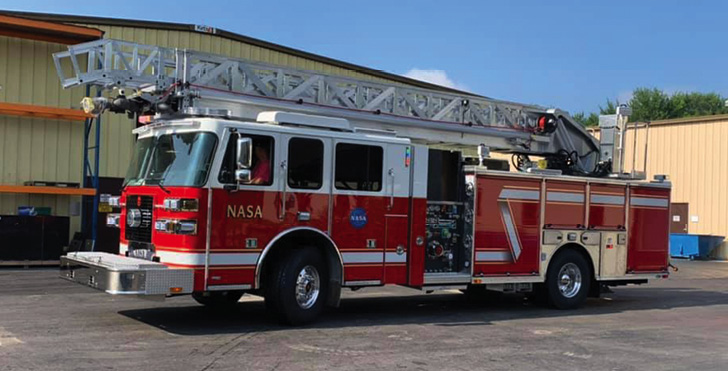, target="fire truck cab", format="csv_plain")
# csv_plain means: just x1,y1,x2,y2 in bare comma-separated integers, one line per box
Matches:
62,112,670,325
